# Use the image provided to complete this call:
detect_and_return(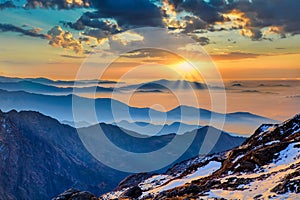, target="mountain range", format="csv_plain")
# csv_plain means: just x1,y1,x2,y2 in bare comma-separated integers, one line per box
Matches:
0,89,277,135
111,121,202,136
0,77,208,96
0,110,245,199
0,76,207,94
0,75,117,87
0,80,116,94
119,79,207,91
